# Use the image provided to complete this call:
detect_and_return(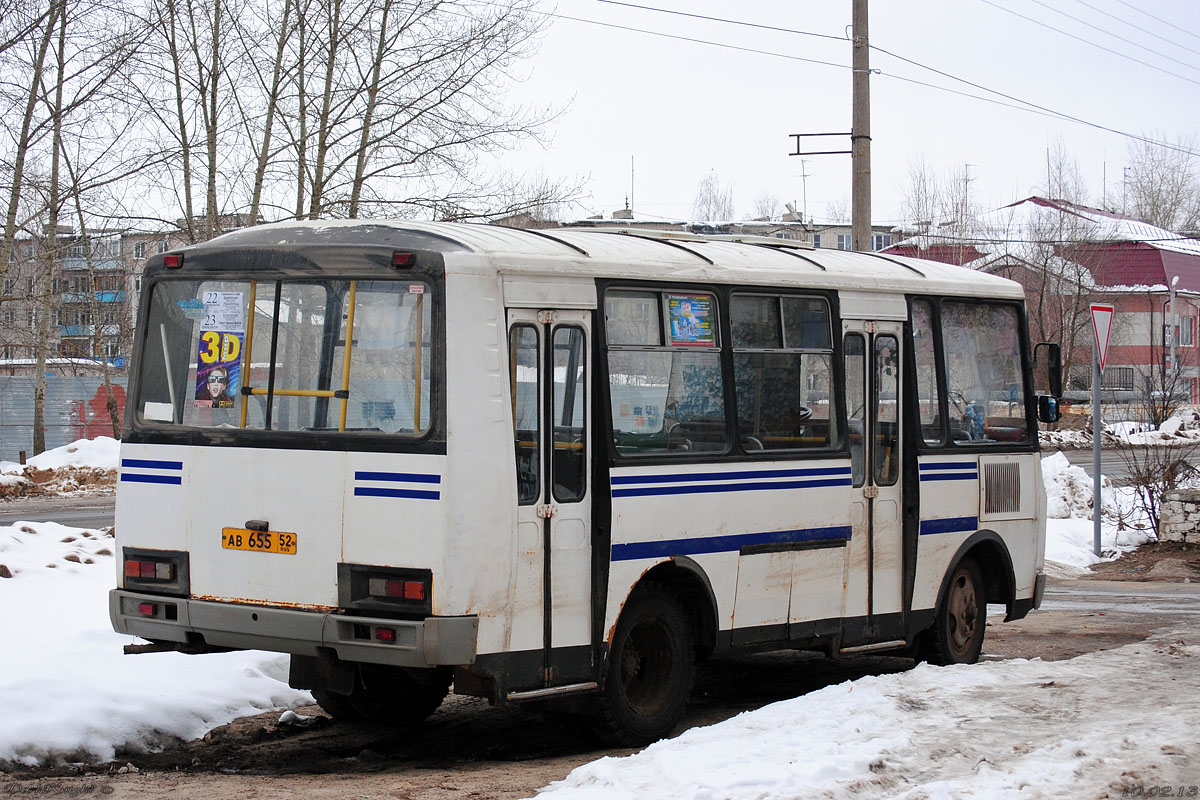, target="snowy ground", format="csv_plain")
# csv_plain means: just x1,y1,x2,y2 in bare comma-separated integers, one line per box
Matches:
535,629,1200,799
0,439,1191,798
